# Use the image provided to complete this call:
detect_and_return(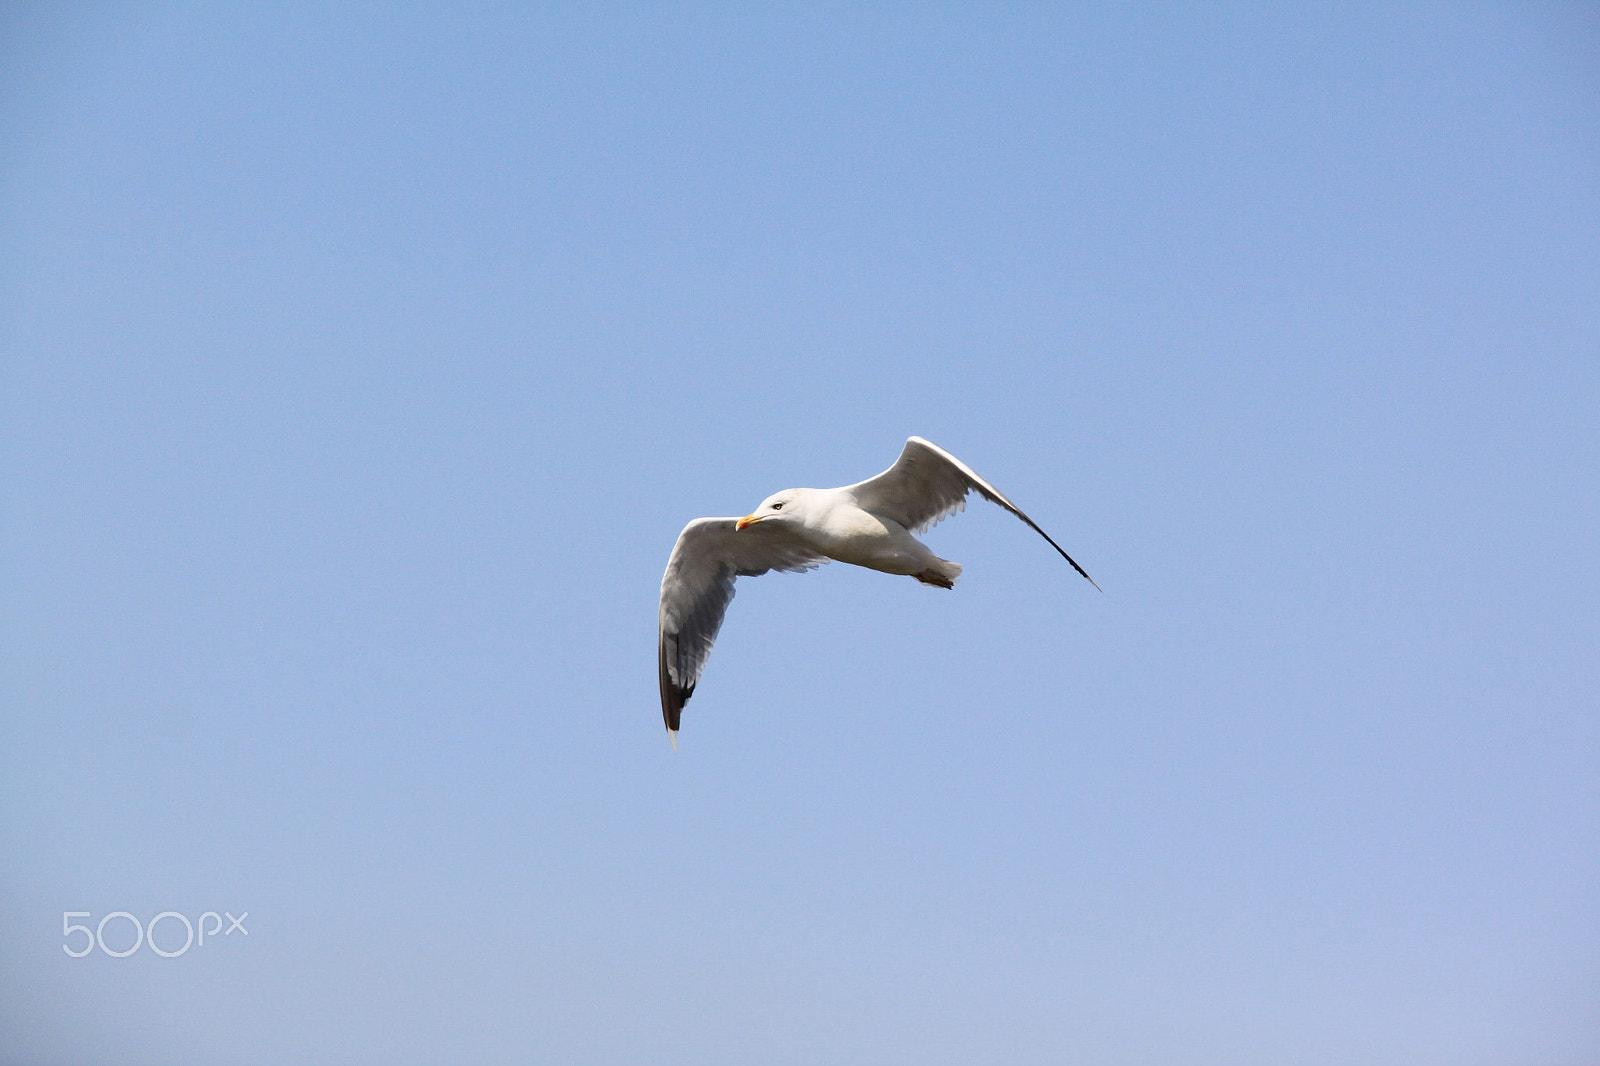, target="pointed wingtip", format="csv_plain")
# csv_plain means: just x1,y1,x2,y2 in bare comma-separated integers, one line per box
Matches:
668,729,678,751
1058,549,1102,593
